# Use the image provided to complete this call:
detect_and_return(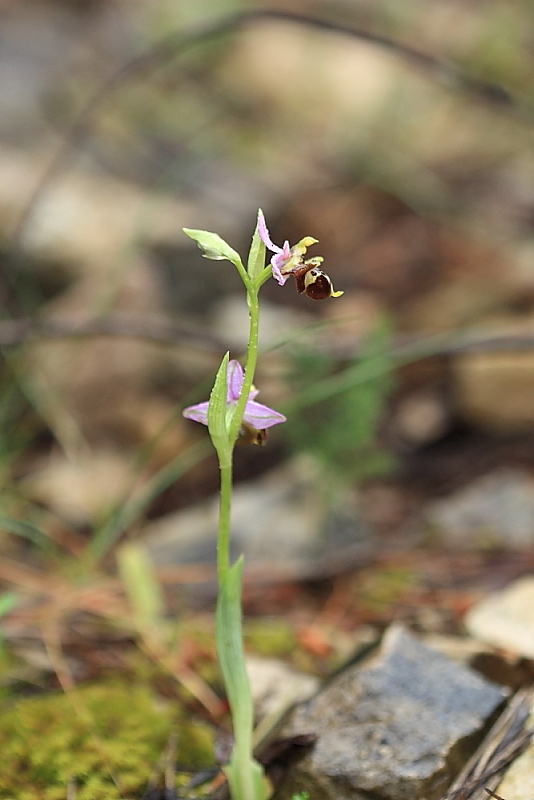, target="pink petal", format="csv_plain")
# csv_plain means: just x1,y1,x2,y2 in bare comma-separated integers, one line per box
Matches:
271,248,291,284
271,258,289,285
182,401,209,426
243,400,286,429
227,360,244,402
257,209,281,253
